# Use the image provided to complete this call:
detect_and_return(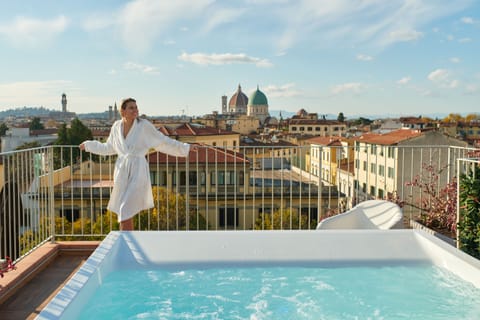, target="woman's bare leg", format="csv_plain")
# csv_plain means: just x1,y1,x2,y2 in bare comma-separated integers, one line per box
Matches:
120,218,133,231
